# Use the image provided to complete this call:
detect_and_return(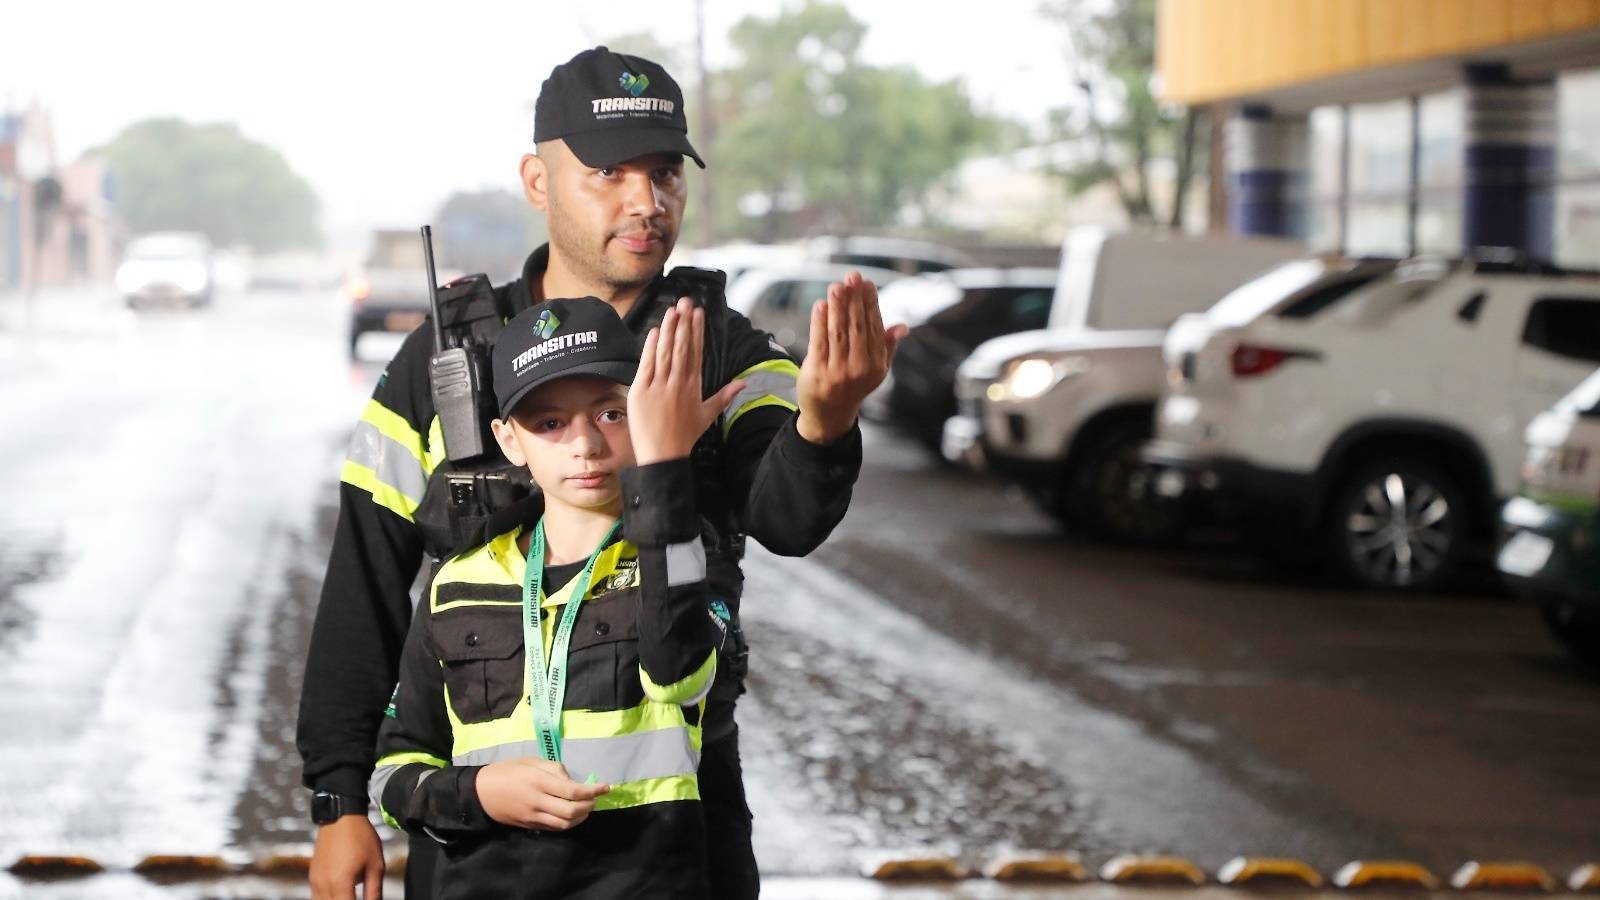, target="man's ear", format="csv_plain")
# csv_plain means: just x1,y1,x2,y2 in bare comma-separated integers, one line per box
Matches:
491,418,528,467
520,153,549,212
